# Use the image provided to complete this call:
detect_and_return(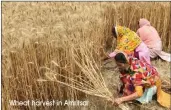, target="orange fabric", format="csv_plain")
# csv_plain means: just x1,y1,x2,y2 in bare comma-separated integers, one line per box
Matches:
135,86,143,97
156,79,171,108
